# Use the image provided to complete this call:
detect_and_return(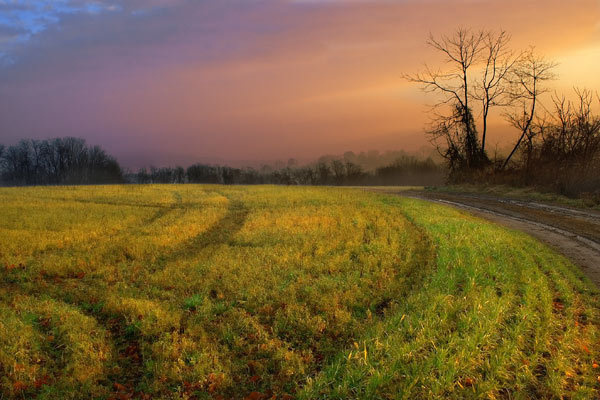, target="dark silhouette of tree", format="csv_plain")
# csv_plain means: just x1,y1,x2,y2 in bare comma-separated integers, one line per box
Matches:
331,160,346,185
375,156,443,186
405,28,522,176
316,162,331,185
345,162,364,183
528,88,600,193
167,155,443,186
502,49,556,170
187,164,219,184
136,168,151,184
0,137,122,186
404,28,488,173
474,30,518,156
476,86,599,197
174,166,185,183
146,166,187,184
